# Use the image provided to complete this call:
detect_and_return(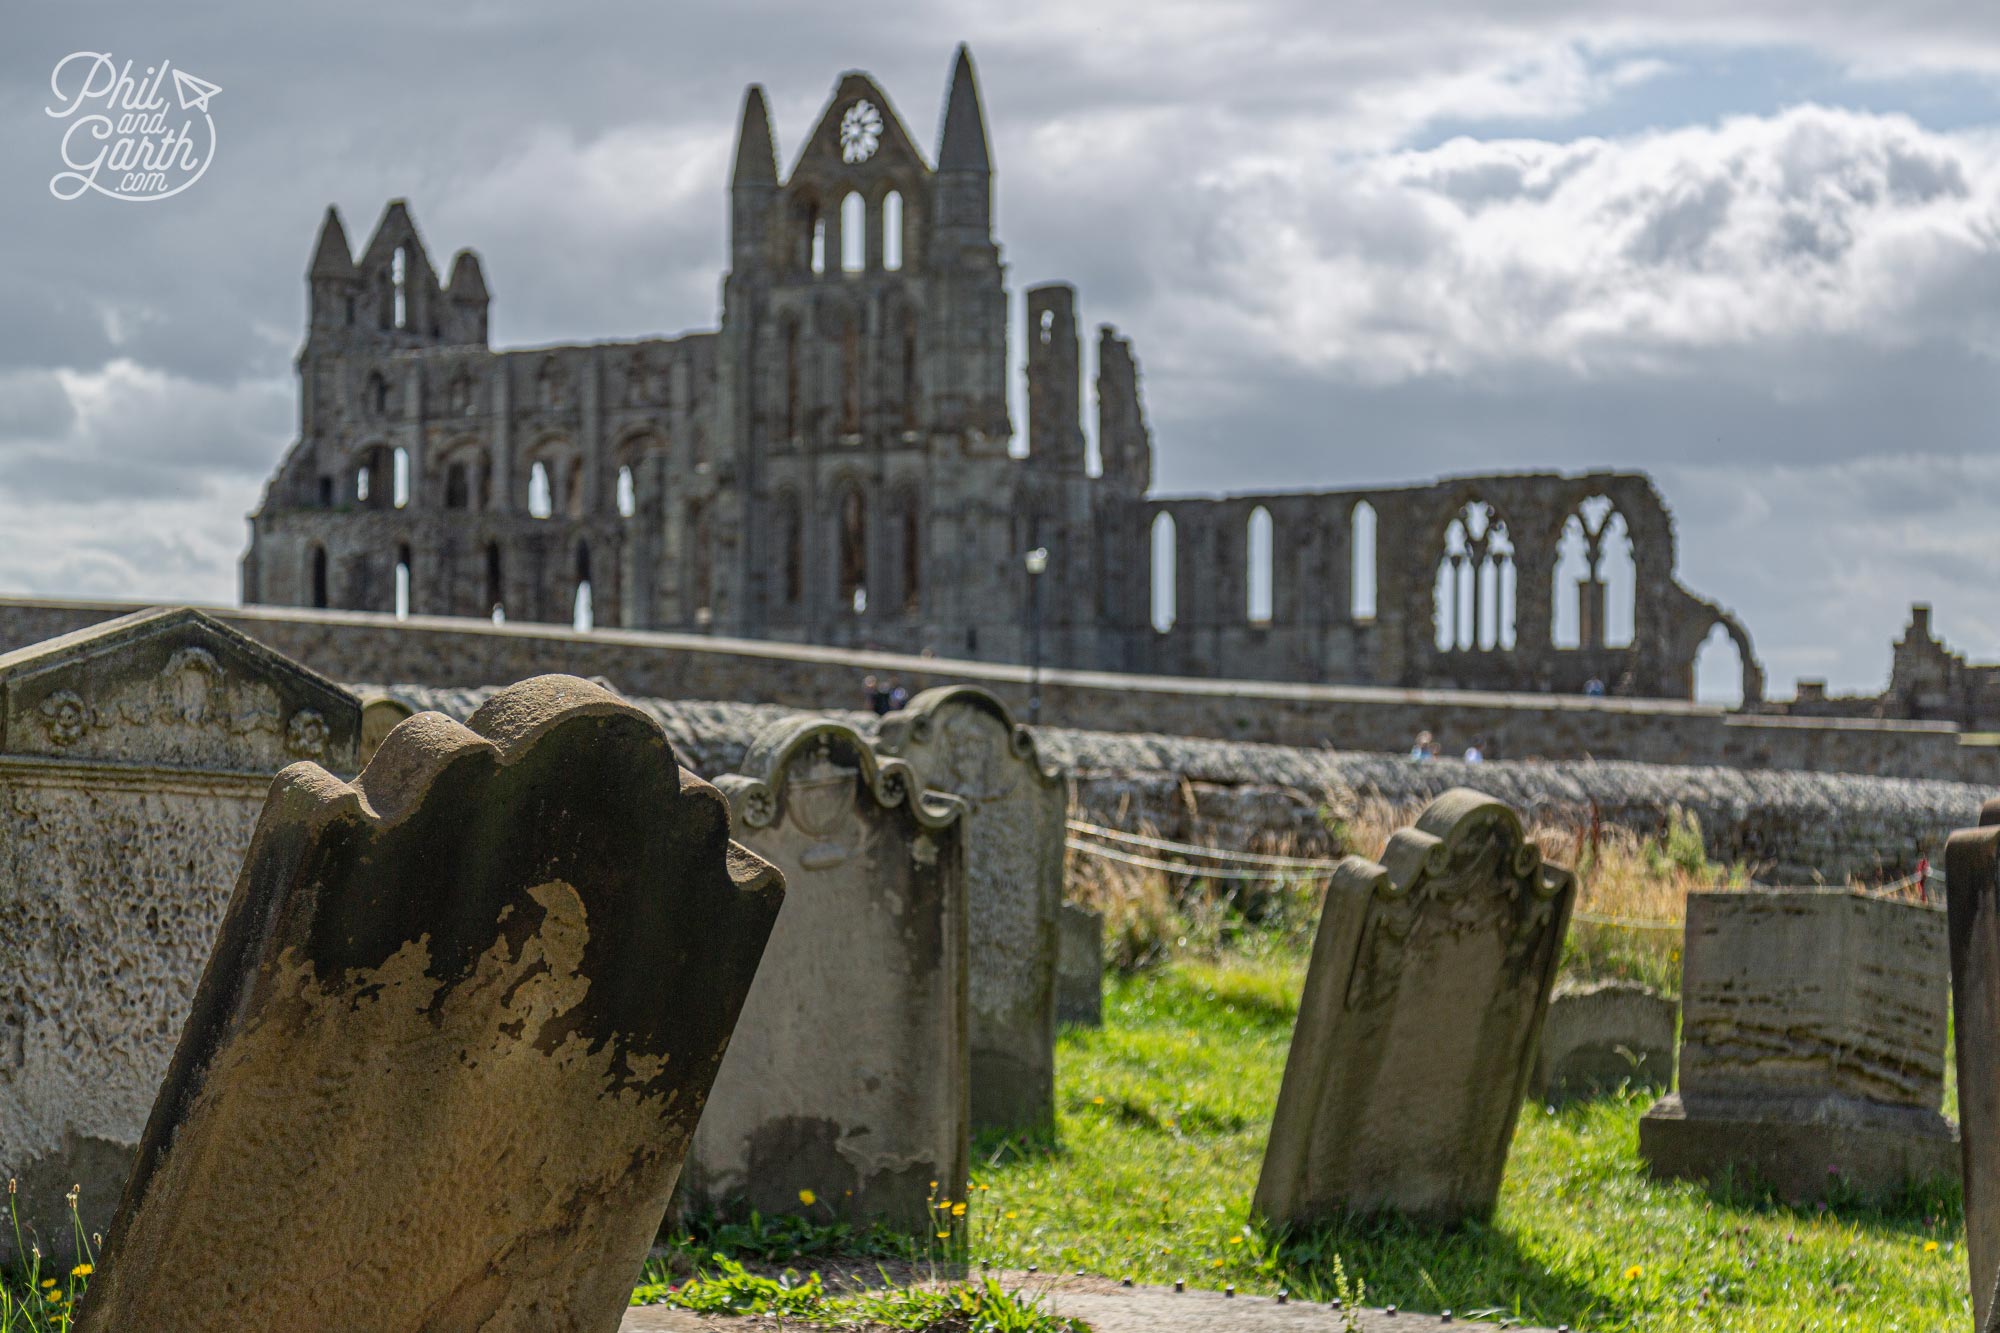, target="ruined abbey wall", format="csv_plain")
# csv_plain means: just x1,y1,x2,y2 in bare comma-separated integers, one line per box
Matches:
237,51,1756,703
